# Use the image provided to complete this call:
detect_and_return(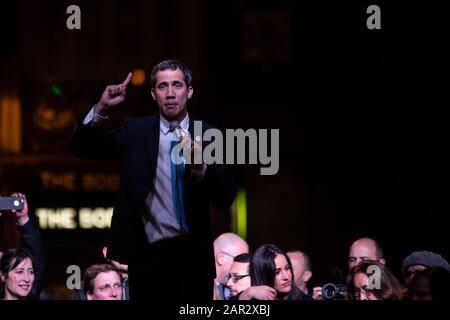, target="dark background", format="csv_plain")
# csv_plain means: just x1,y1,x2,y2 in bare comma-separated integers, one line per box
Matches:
1,0,446,299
